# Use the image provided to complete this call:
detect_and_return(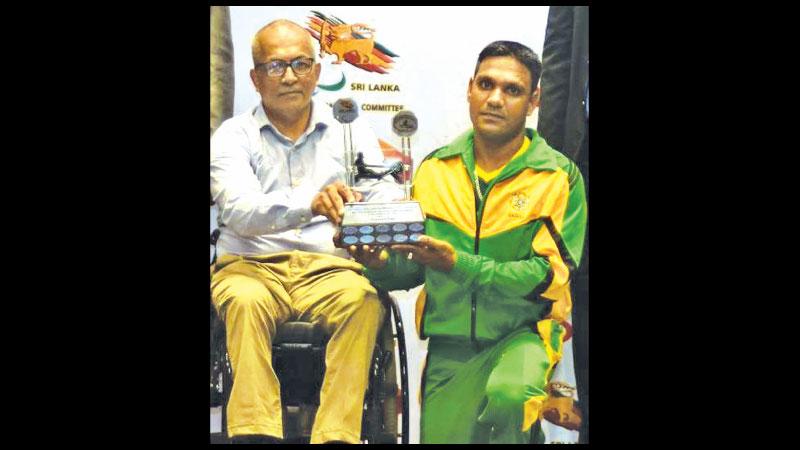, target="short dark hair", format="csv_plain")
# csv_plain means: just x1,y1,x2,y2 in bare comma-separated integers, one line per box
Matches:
474,40,542,92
